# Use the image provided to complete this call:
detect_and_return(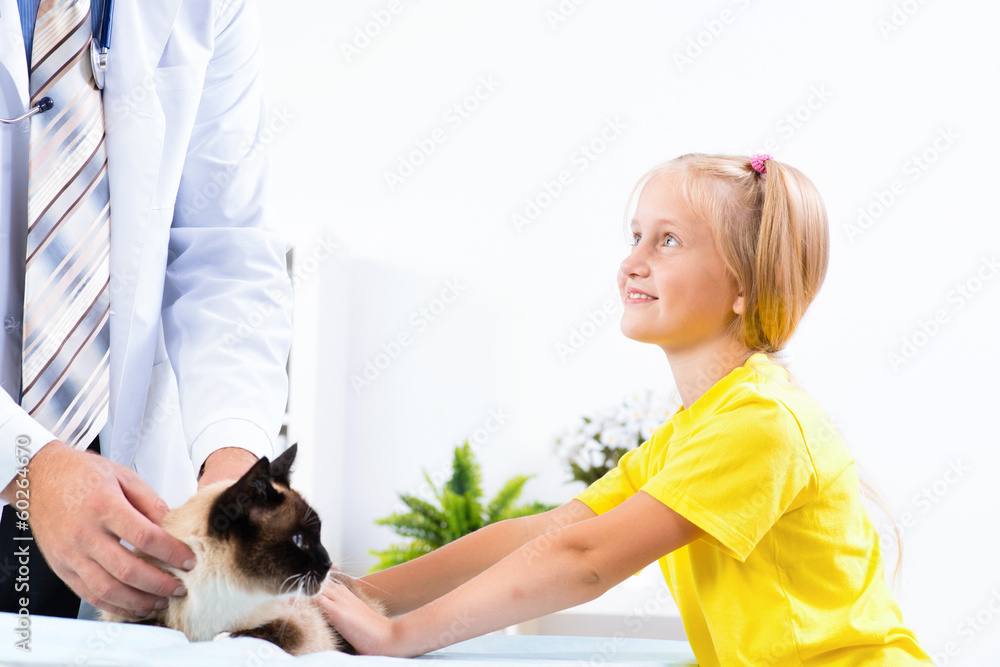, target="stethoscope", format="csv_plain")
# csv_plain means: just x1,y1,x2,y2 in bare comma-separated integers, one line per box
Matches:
1,0,113,124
